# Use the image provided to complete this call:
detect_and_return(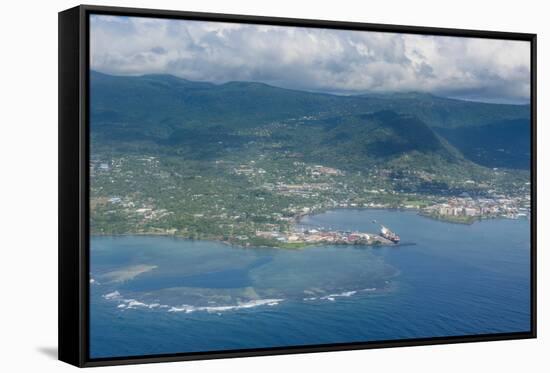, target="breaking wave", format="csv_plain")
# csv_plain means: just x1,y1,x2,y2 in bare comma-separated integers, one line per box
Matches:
103,291,121,300
303,287,377,301
102,290,283,313
102,284,383,313
168,299,284,313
